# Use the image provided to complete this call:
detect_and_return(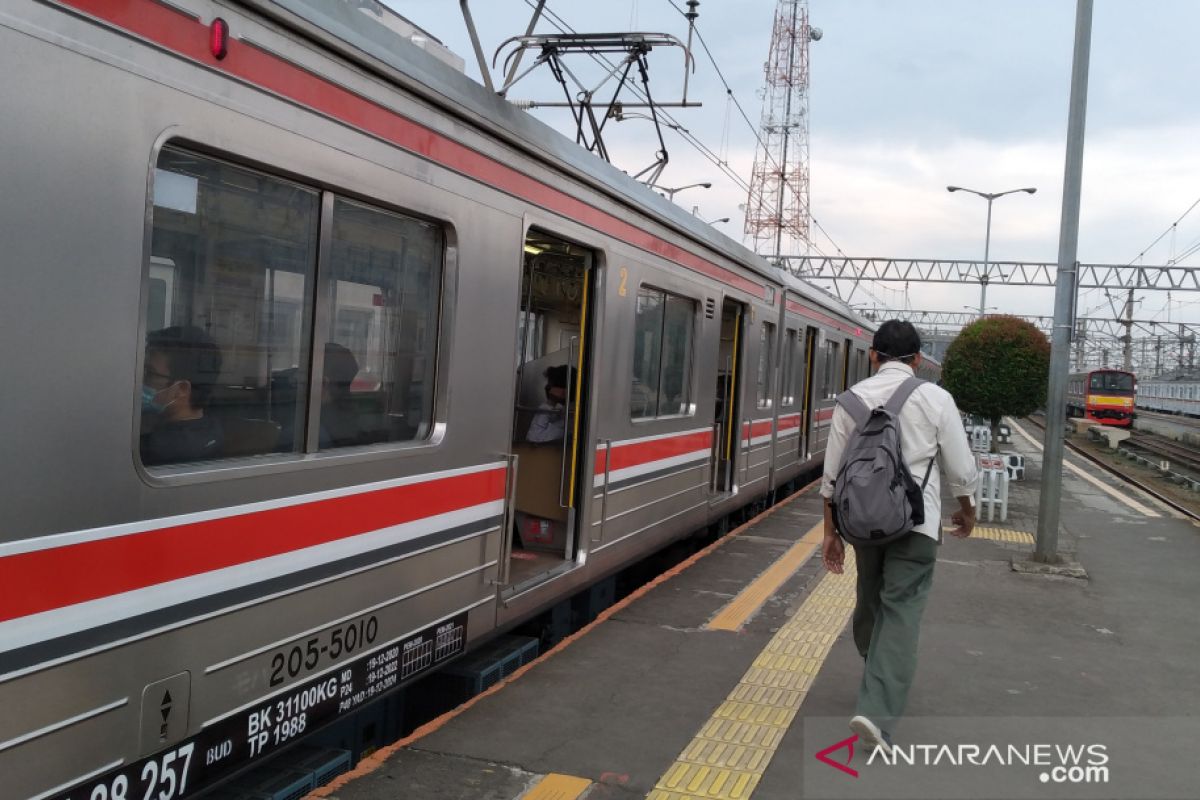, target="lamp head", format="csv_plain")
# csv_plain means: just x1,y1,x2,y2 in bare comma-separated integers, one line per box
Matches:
947,185,961,192
1022,187,1037,194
